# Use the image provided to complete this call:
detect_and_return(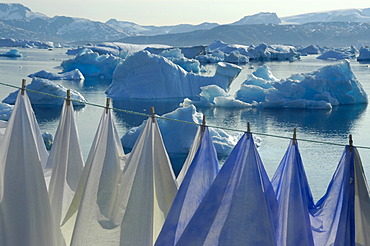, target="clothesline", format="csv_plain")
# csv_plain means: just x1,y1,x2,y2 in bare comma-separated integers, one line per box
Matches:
1,81,370,150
